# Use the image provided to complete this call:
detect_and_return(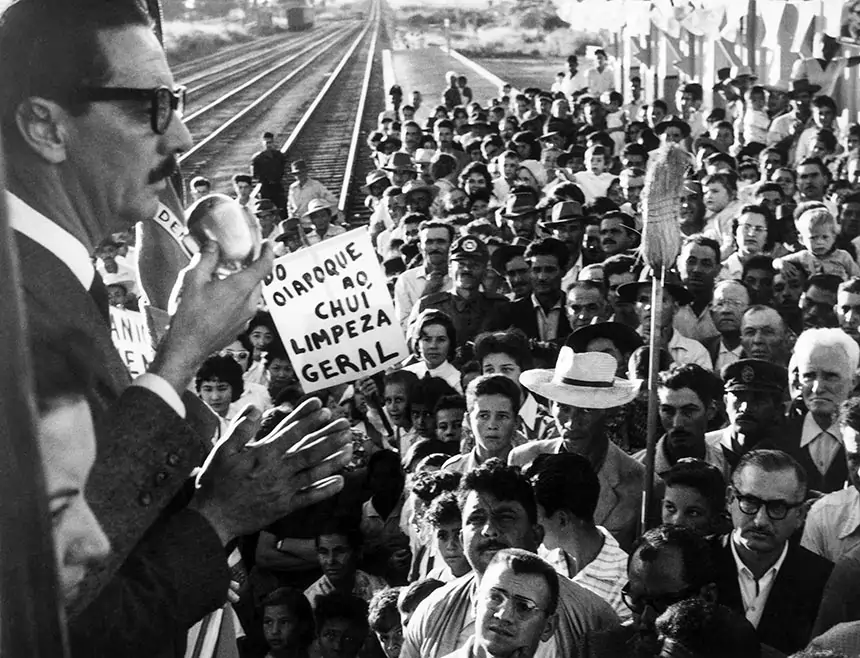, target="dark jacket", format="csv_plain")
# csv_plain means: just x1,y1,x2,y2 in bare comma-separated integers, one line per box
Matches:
713,535,833,654
17,232,228,657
